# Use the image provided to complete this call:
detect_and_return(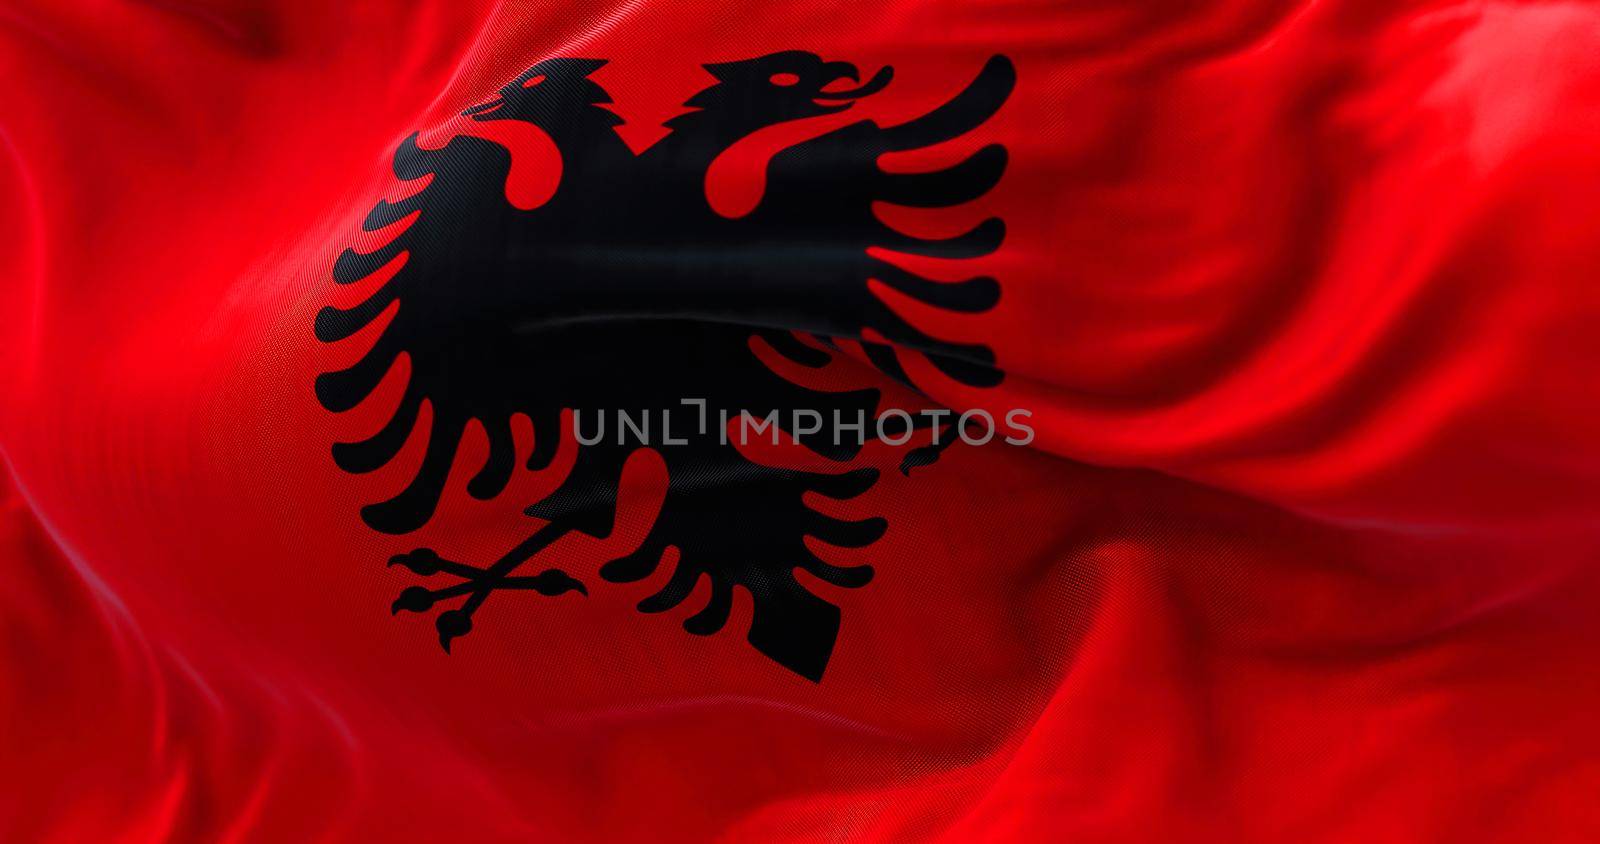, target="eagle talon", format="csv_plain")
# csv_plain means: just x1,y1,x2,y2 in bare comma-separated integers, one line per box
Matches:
389,548,443,575
527,568,588,596
437,610,473,652
392,585,437,614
